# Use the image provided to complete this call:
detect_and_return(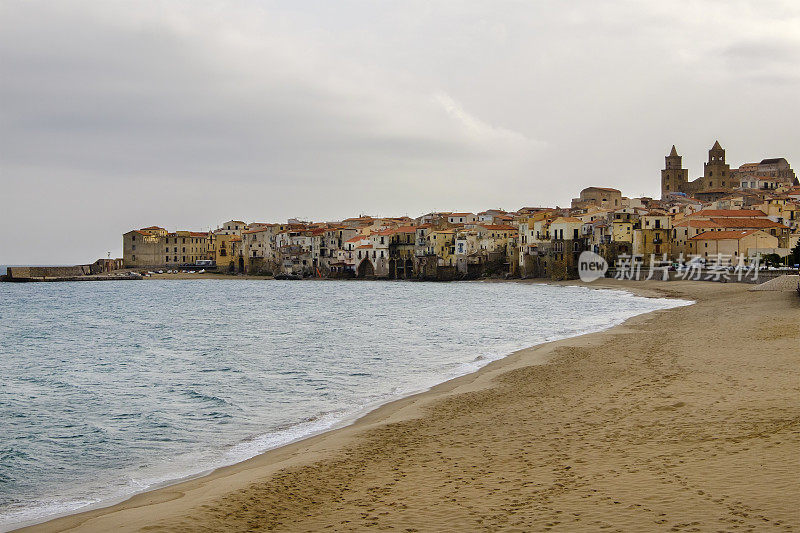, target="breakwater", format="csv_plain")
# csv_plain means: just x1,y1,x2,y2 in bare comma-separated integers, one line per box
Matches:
2,266,141,282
